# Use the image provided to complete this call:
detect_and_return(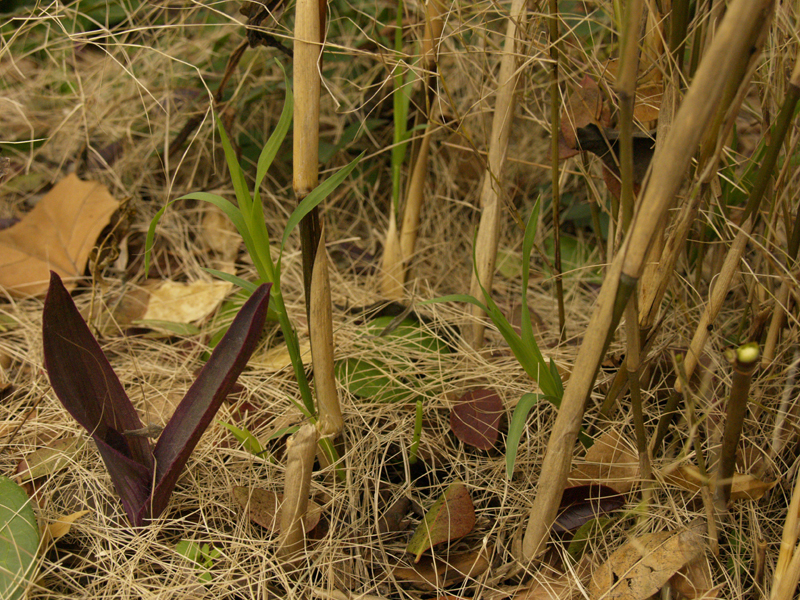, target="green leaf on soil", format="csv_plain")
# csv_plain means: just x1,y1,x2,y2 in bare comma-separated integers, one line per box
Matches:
335,357,416,403
0,476,39,600
406,482,476,563
217,421,264,456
